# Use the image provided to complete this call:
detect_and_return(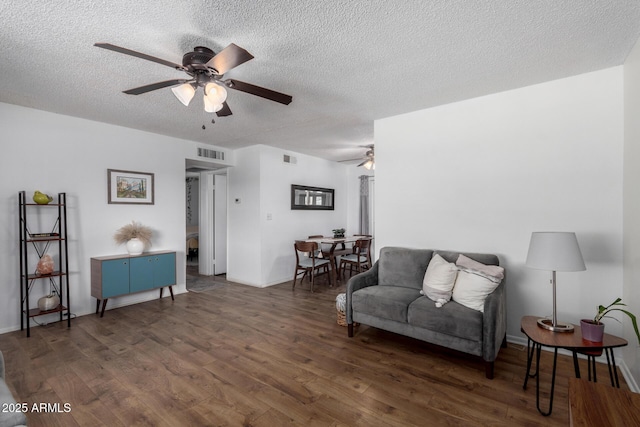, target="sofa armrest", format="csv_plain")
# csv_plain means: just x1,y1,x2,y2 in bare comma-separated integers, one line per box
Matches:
0,351,5,381
0,351,28,427
346,261,379,324
482,280,507,363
